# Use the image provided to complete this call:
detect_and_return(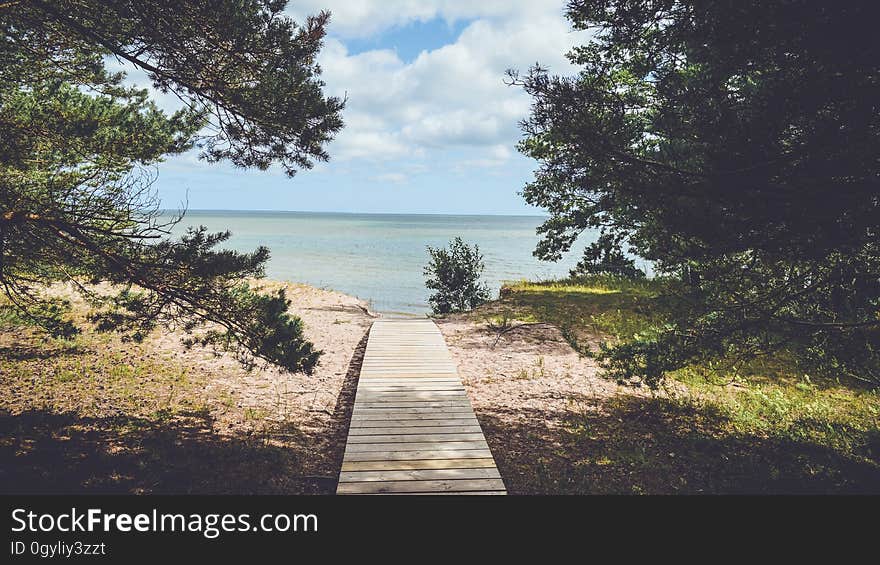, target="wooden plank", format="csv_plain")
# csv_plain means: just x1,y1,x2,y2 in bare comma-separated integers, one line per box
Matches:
350,419,480,428
361,362,453,366
351,408,476,416
357,391,466,396
355,397,469,403
341,458,497,472
349,425,483,435
364,346,447,348
354,406,474,418
357,388,465,393
342,449,494,462
355,393,468,402
358,373,461,378
357,386,466,392
357,383,464,389
352,407,475,413
354,408,473,414
361,353,450,356
352,417,476,425
354,400,472,405
347,433,487,443
385,491,506,496
362,351,451,354
352,408,475,414
359,373,461,379
359,369,456,373
358,379,462,384
337,479,506,494
360,367,455,370
361,359,454,363
361,355,453,358
353,402,472,409
356,396,469,401
362,355,453,359
345,440,489,453
358,389,465,394
356,391,468,398
339,468,501,483
361,371,457,374
366,344,446,347
352,406,476,413
361,360,453,364
350,419,480,426
354,395,471,400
